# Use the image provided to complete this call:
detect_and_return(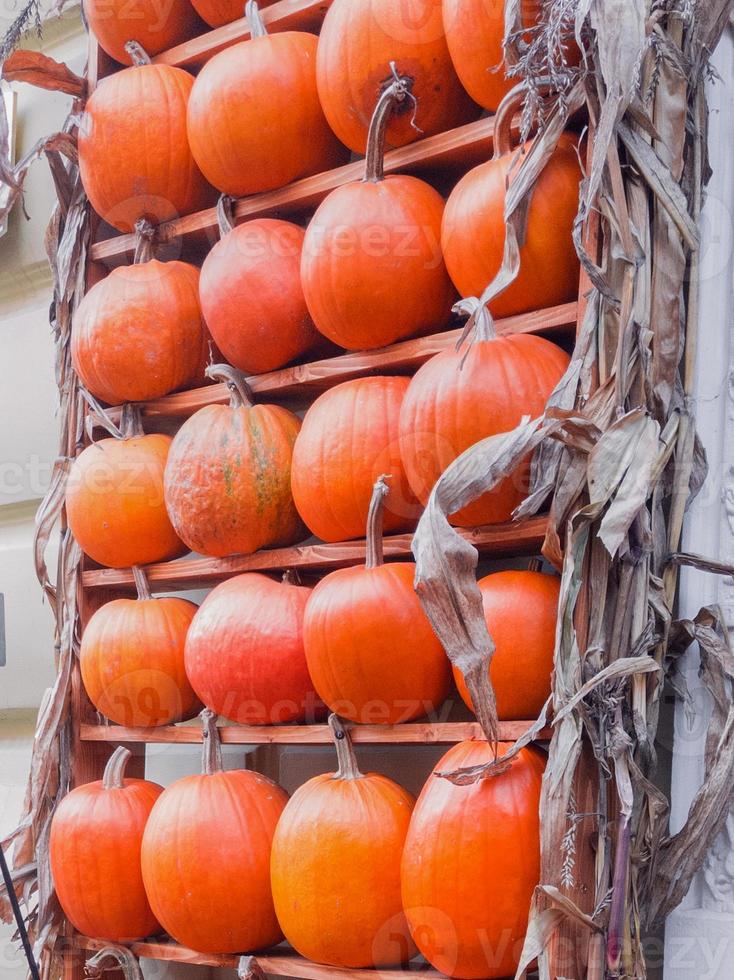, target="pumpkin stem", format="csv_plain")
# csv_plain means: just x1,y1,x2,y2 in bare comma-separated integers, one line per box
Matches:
102,746,132,790
328,714,364,781
131,565,153,601
237,956,266,980
527,557,543,573
363,64,415,183
216,194,236,238
205,364,254,408
246,1,268,38
119,403,145,439
133,218,156,264
124,41,152,66
473,304,497,343
200,708,224,775
365,475,391,569
282,569,301,586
